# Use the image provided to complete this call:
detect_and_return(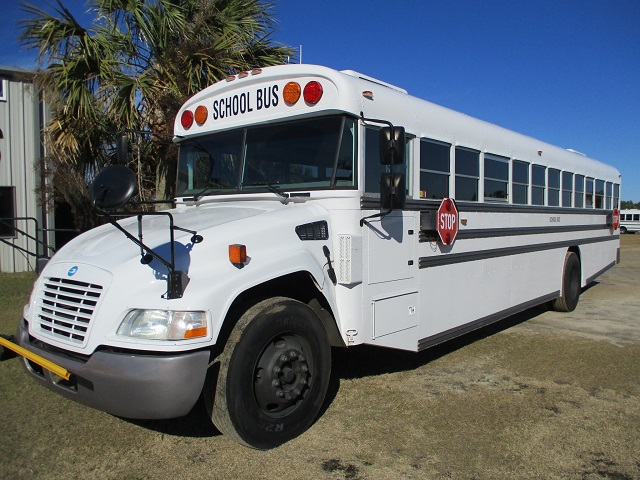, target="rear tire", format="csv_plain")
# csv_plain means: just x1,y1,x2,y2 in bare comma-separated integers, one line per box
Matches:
206,297,331,449
620,226,628,234
551,251,581,312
